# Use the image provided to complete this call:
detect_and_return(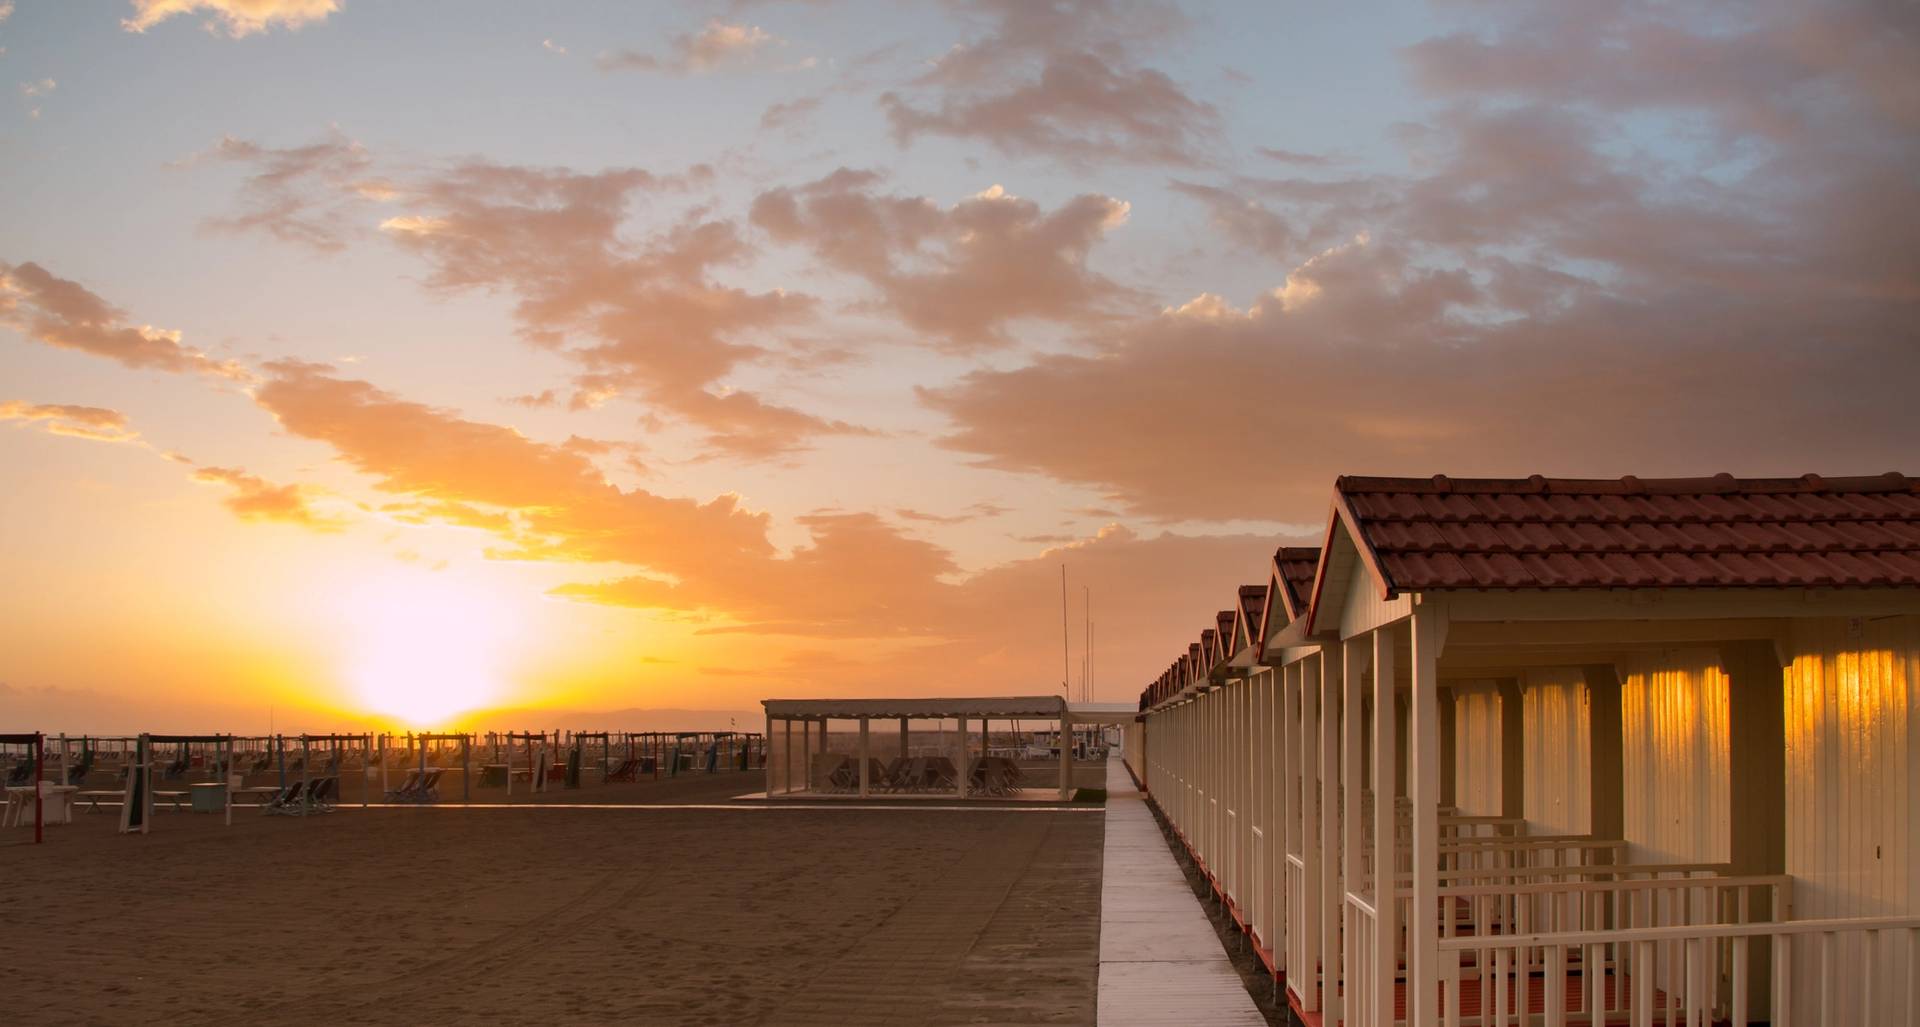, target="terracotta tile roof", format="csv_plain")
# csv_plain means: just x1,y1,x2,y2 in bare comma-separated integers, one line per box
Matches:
1337,473,1920,593
1236,584,1267,649
1272,547,1321,618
